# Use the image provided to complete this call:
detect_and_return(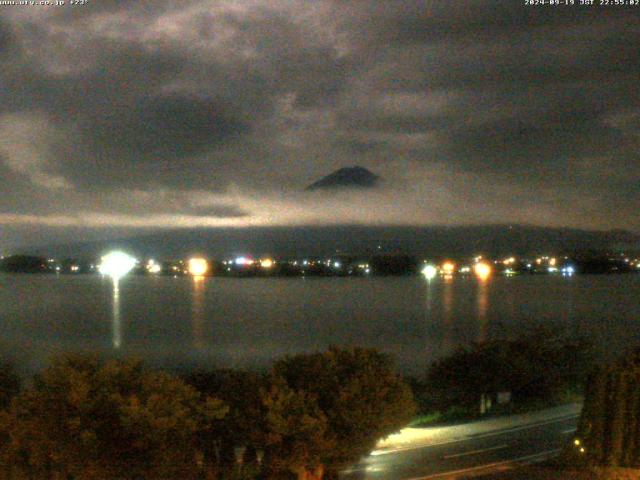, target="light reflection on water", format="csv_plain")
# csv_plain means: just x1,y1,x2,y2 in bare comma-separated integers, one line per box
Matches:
441,276,454,351
191,276,206,350
476,279,489,343
111,277,121,349
0,273,639,375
